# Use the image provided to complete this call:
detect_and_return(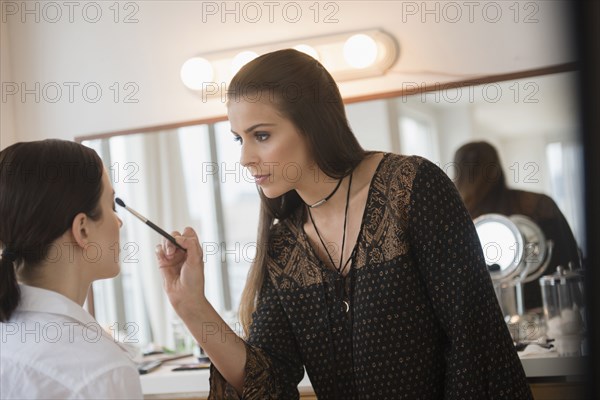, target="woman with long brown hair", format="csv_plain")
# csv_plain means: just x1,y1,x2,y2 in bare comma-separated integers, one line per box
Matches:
156,49,532,399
